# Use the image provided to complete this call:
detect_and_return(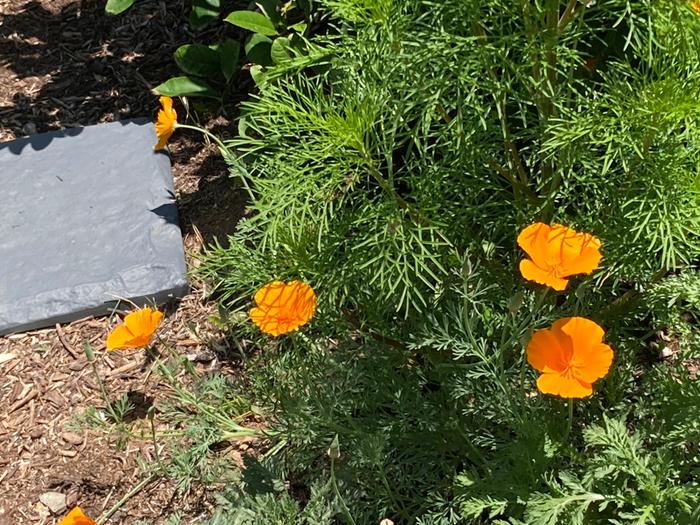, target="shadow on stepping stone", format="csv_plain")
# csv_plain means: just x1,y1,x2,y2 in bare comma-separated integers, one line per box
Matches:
0,119,188,335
